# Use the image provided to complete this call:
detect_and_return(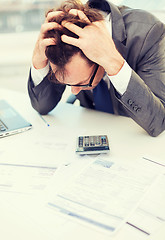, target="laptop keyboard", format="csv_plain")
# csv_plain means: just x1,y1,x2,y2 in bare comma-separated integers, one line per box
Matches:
0,120,7,132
